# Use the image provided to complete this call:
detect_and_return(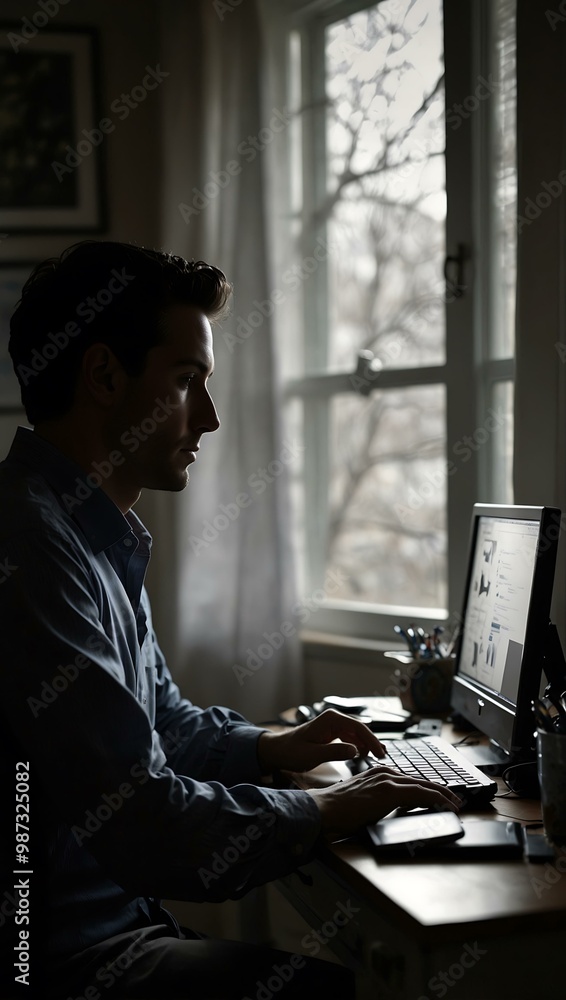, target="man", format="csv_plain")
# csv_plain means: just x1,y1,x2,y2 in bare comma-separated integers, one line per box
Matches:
0,241,460,999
